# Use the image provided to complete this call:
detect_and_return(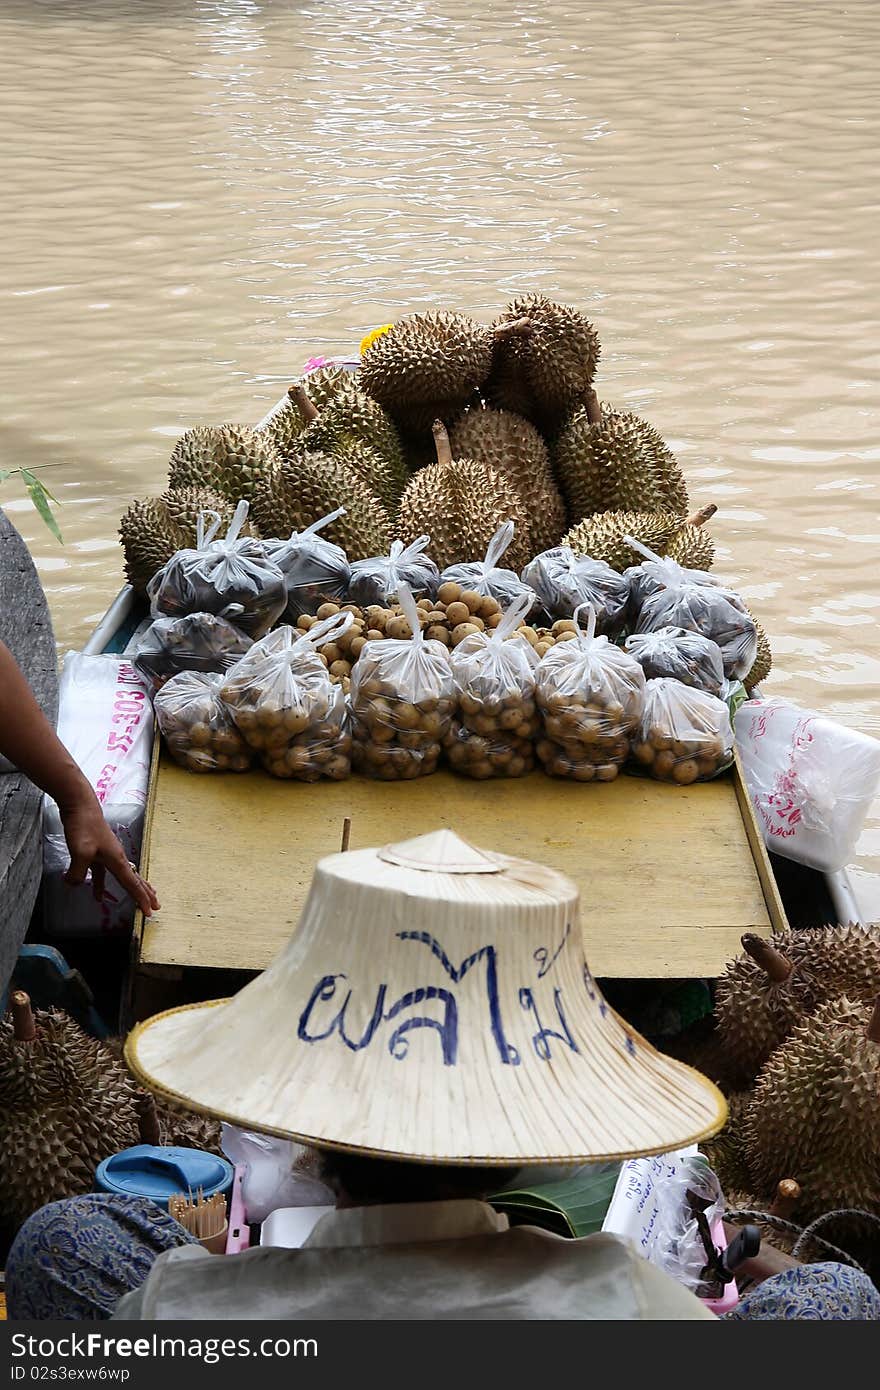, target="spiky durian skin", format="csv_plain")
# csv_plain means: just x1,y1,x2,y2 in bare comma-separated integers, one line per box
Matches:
487,294,600,427
744,996,880,1218
745,616,773,691
299,386,407,494
562,510,680,572
259,368,351,457
448,407,566,552
166,424,280,503
700,1090,755,1201
665,523,716,570
0,1010,142,1229
553,408,689,524
397,459,532,571
119,497,186,595
162,486,243,536
251,451,392,560
359,312,494,432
